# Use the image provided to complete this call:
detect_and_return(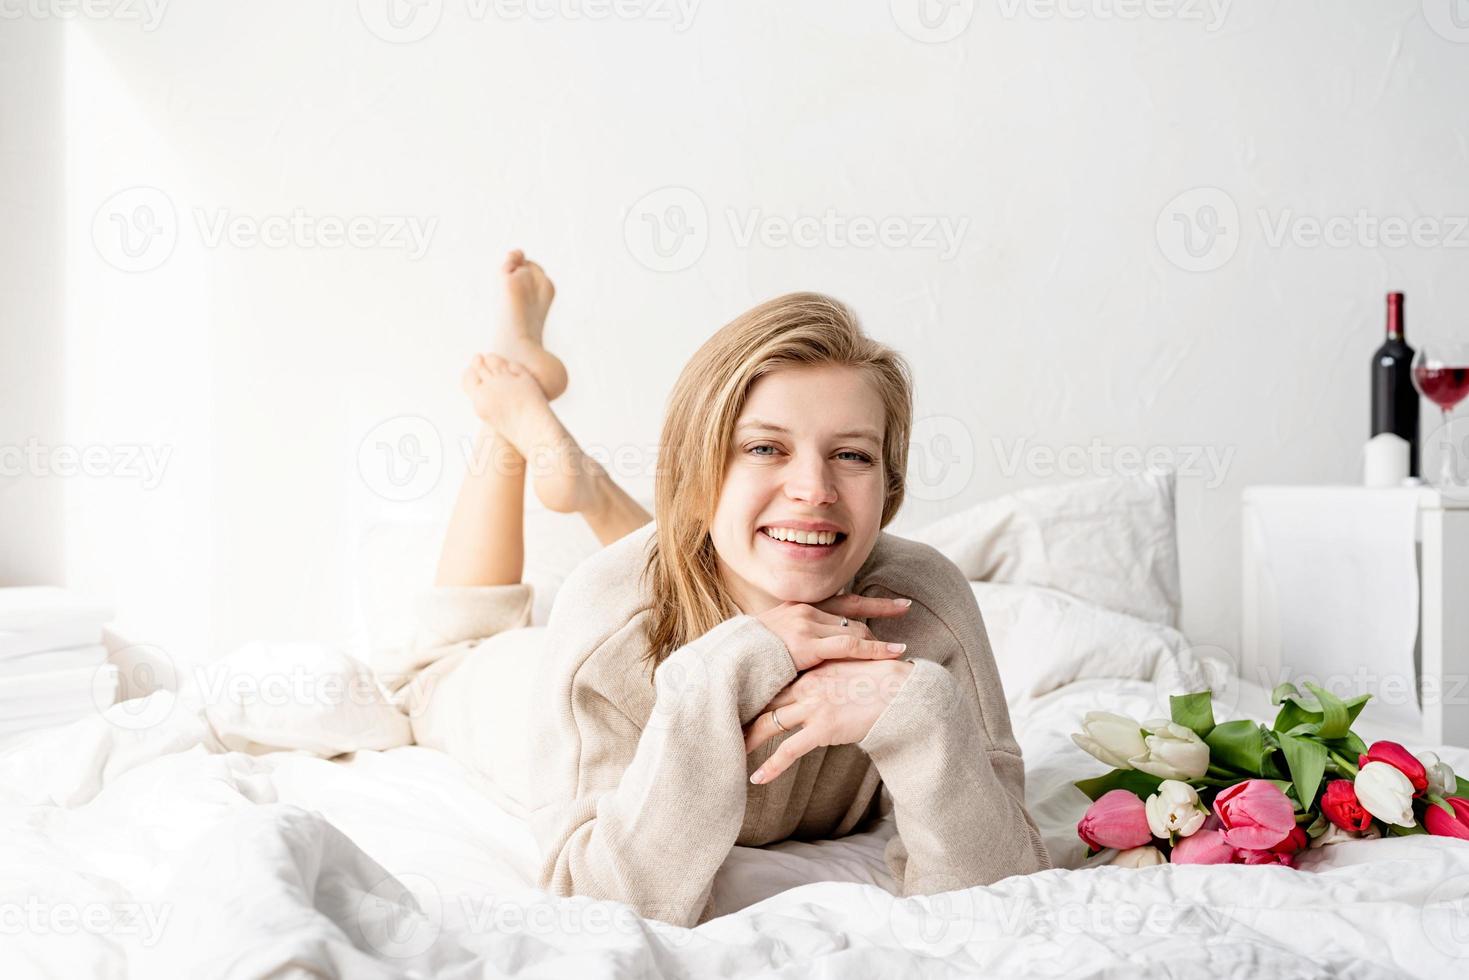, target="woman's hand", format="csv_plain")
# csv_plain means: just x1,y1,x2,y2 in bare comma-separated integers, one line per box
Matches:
754,593,913,671
744,658,916,784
